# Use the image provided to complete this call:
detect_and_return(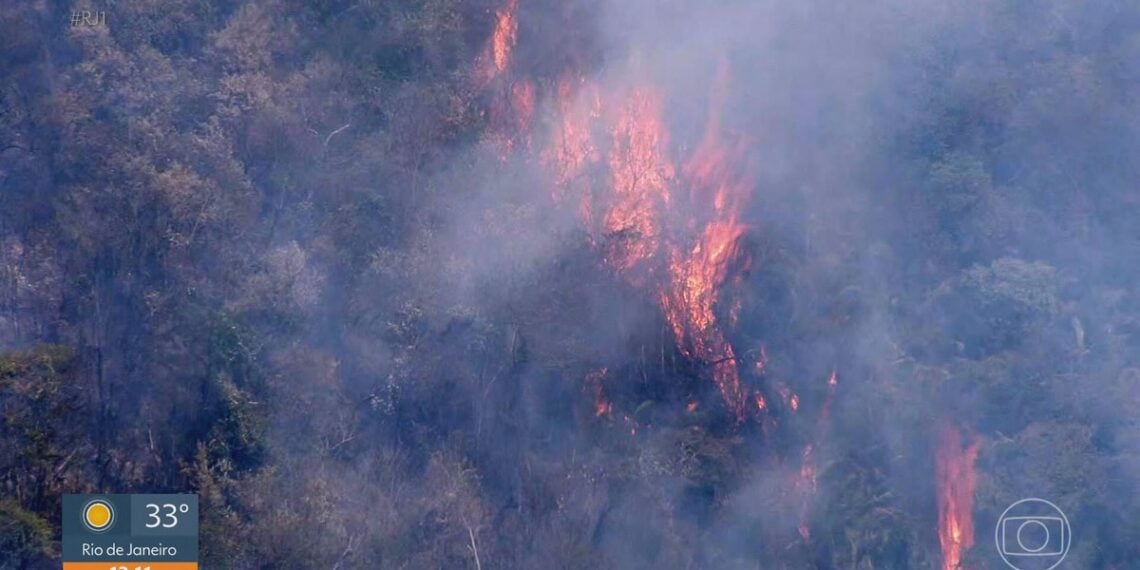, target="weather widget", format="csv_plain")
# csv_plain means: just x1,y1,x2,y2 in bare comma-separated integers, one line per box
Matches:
61,494,199,570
